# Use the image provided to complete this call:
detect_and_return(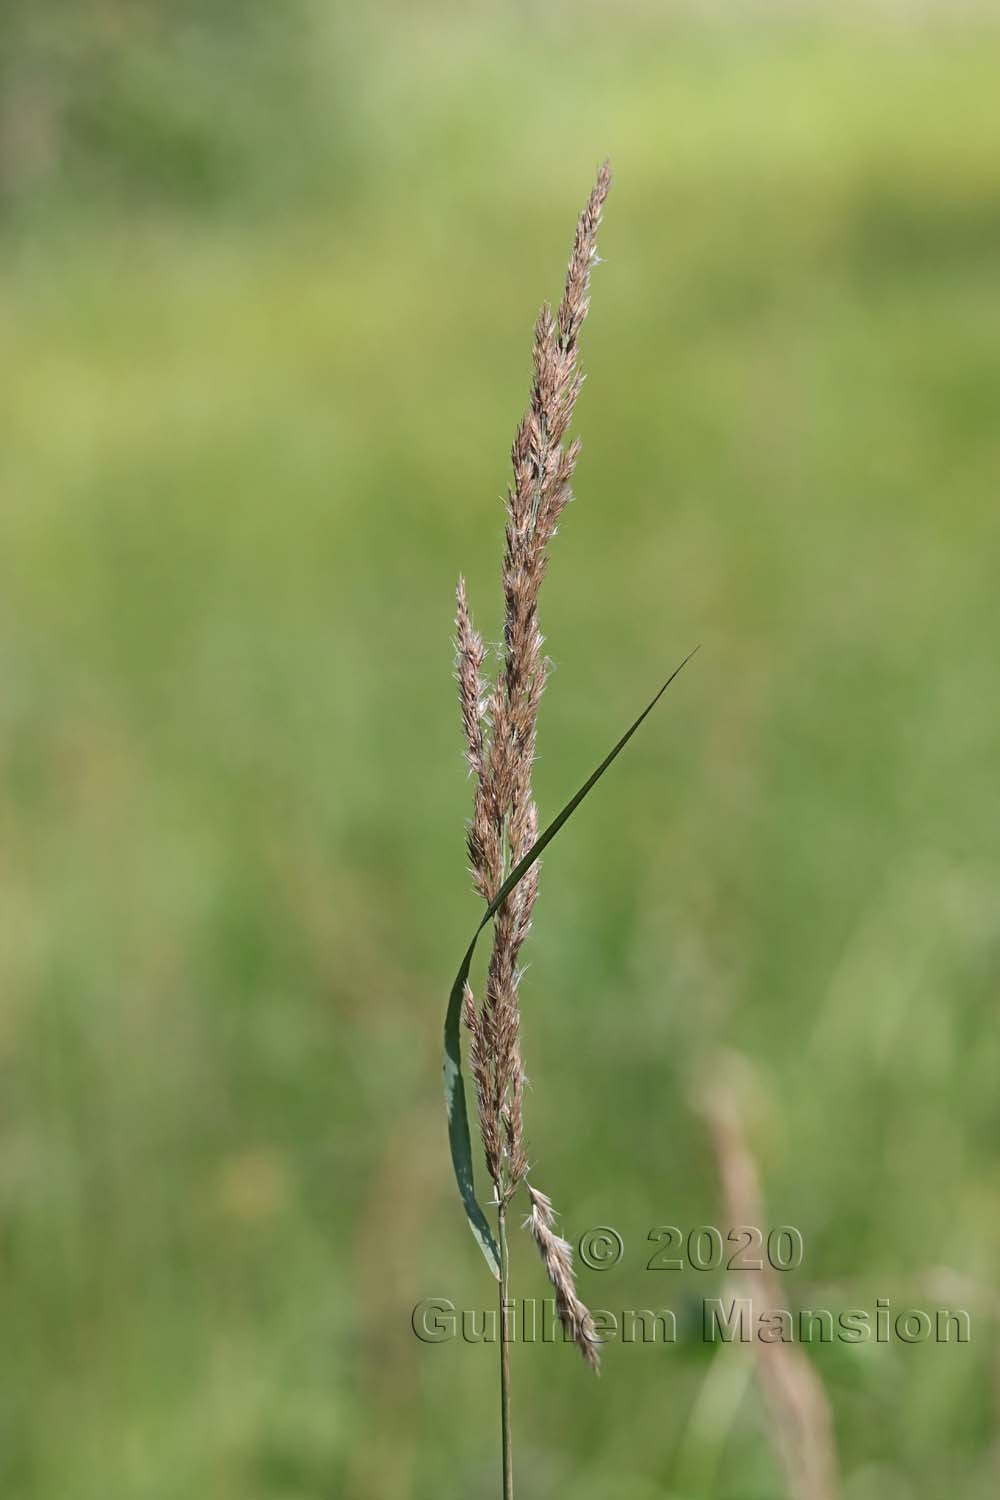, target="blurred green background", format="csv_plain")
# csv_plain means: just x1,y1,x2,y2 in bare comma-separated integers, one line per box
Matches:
2,3,999,1497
